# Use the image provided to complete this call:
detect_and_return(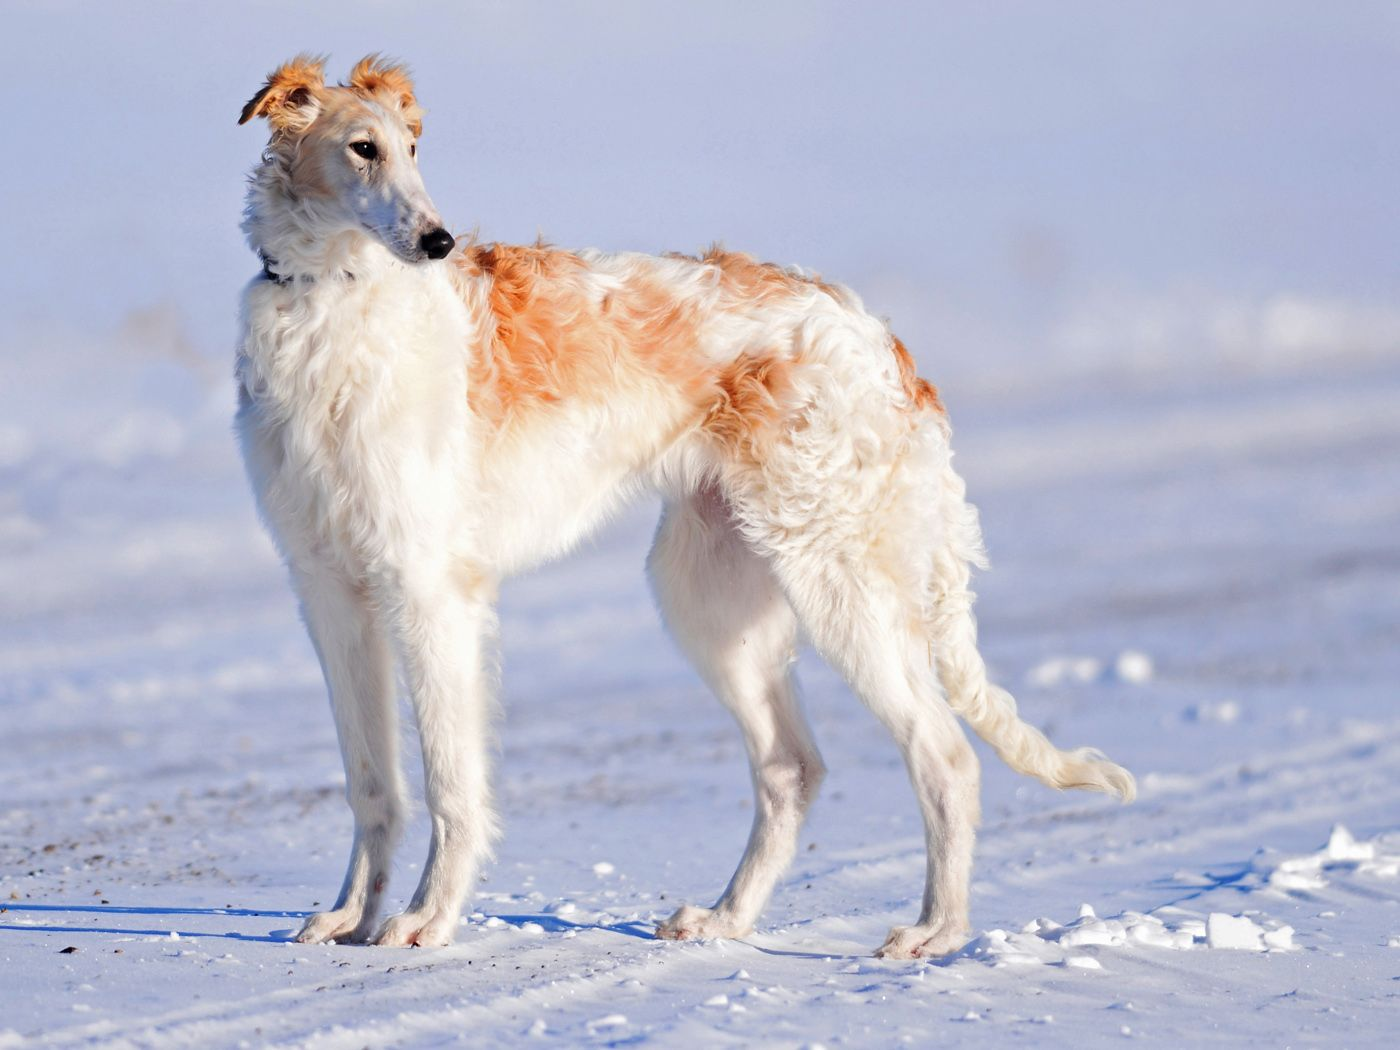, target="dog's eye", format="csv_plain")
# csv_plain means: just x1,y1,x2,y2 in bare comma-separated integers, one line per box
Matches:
350,141,378,161
409,142,417,158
